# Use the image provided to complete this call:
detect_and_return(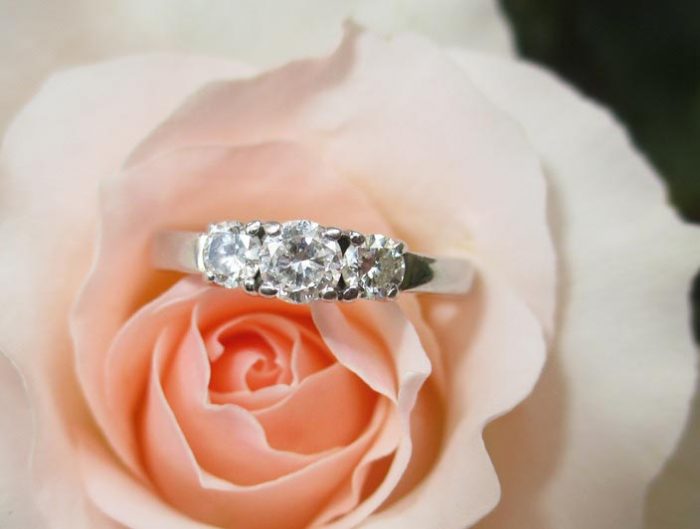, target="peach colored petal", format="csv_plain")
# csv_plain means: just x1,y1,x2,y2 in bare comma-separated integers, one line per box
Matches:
143,364,391,529
358,272,546,529
254,363,377,454
88,278,208,478
80,435,220,529
204,314,331,389
162,305,328,484
311,303,398,401
0,54,252,529
311,301,432,528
